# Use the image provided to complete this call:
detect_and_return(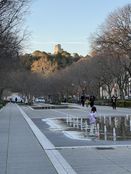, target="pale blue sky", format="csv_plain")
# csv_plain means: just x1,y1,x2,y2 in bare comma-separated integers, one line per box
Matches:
25,0,131,56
